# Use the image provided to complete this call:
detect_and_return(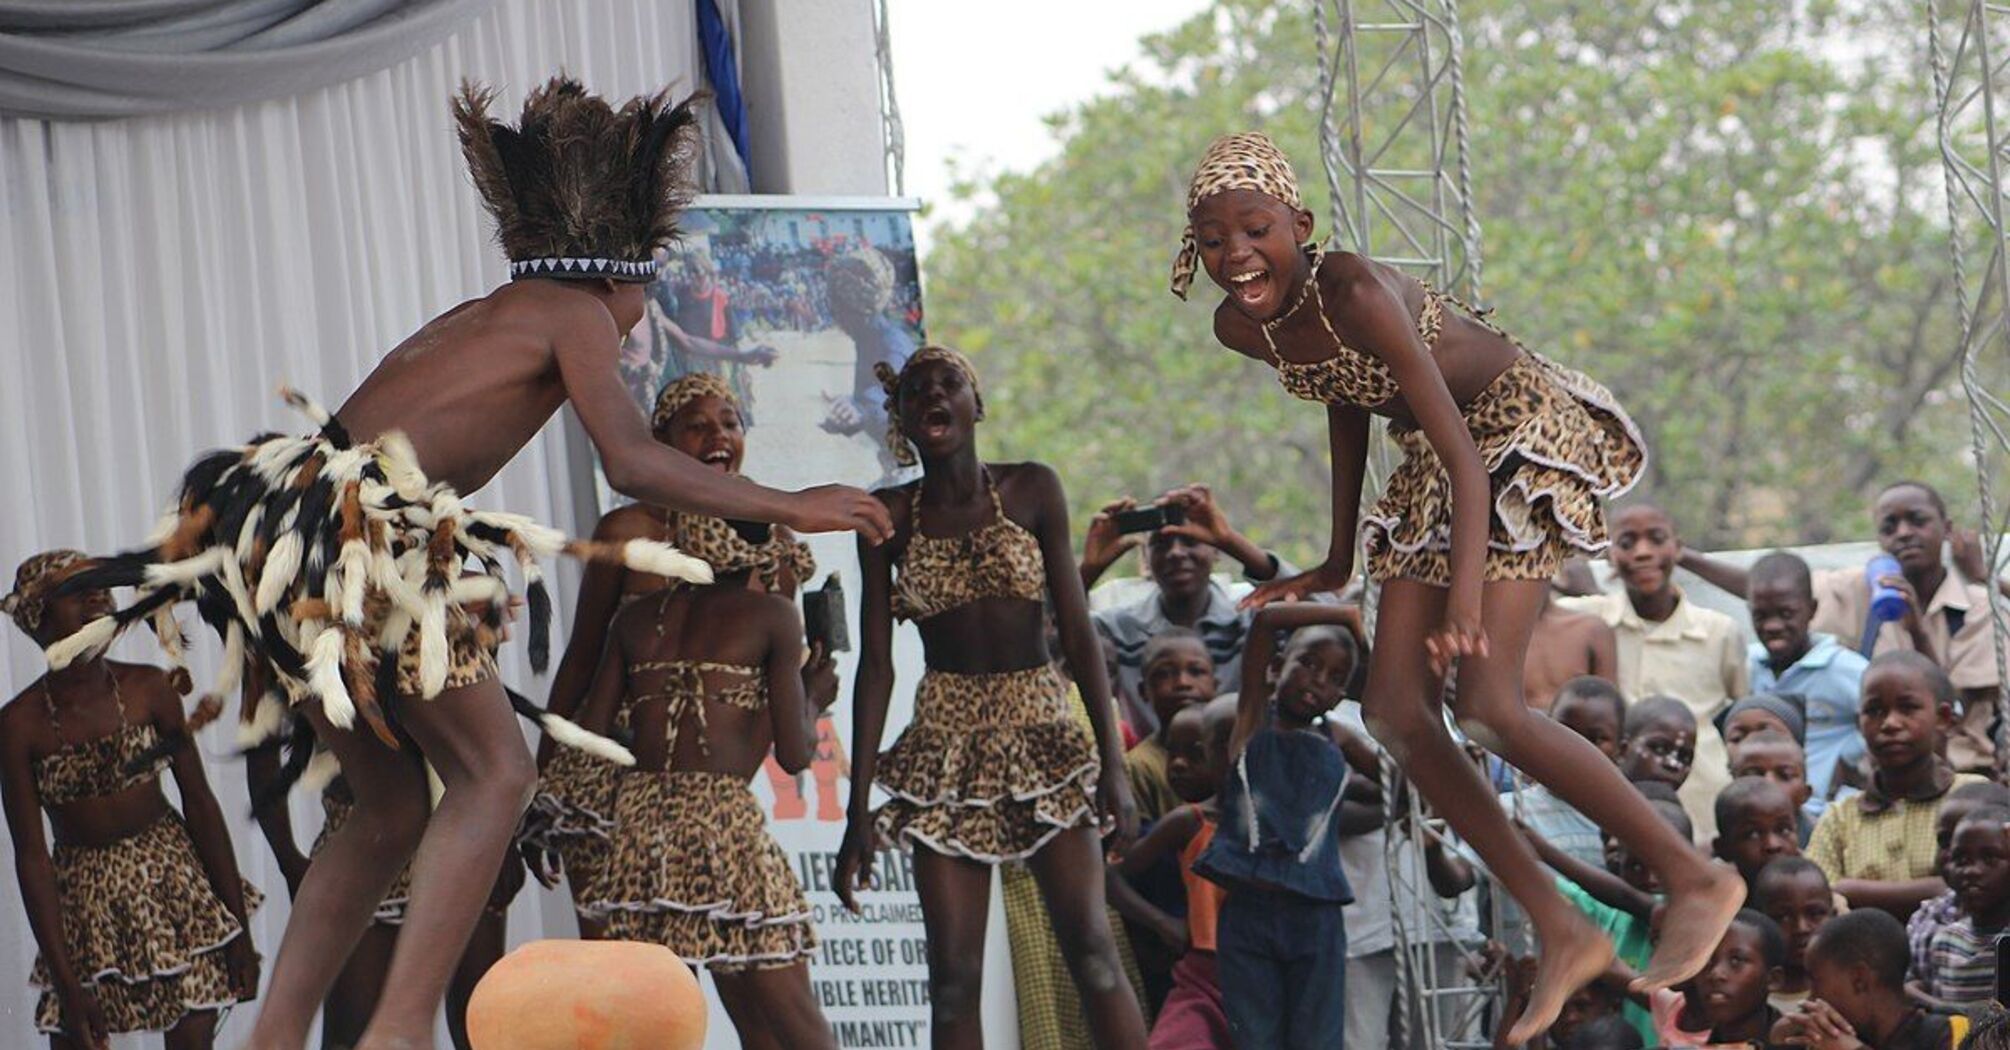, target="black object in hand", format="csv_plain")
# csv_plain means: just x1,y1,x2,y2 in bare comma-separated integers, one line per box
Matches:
803,575,850,653
1113,502,1187,536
